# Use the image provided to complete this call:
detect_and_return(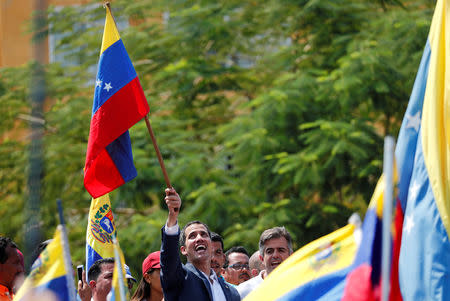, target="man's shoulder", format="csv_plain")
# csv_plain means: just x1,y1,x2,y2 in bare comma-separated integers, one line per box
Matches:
236,273,264,297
